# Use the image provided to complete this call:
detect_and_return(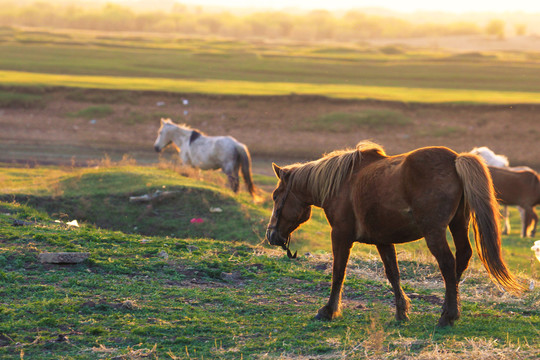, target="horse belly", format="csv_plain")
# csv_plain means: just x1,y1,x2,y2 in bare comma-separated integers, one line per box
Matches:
195,160,220,170
355,205,423,245
188,150,221,170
